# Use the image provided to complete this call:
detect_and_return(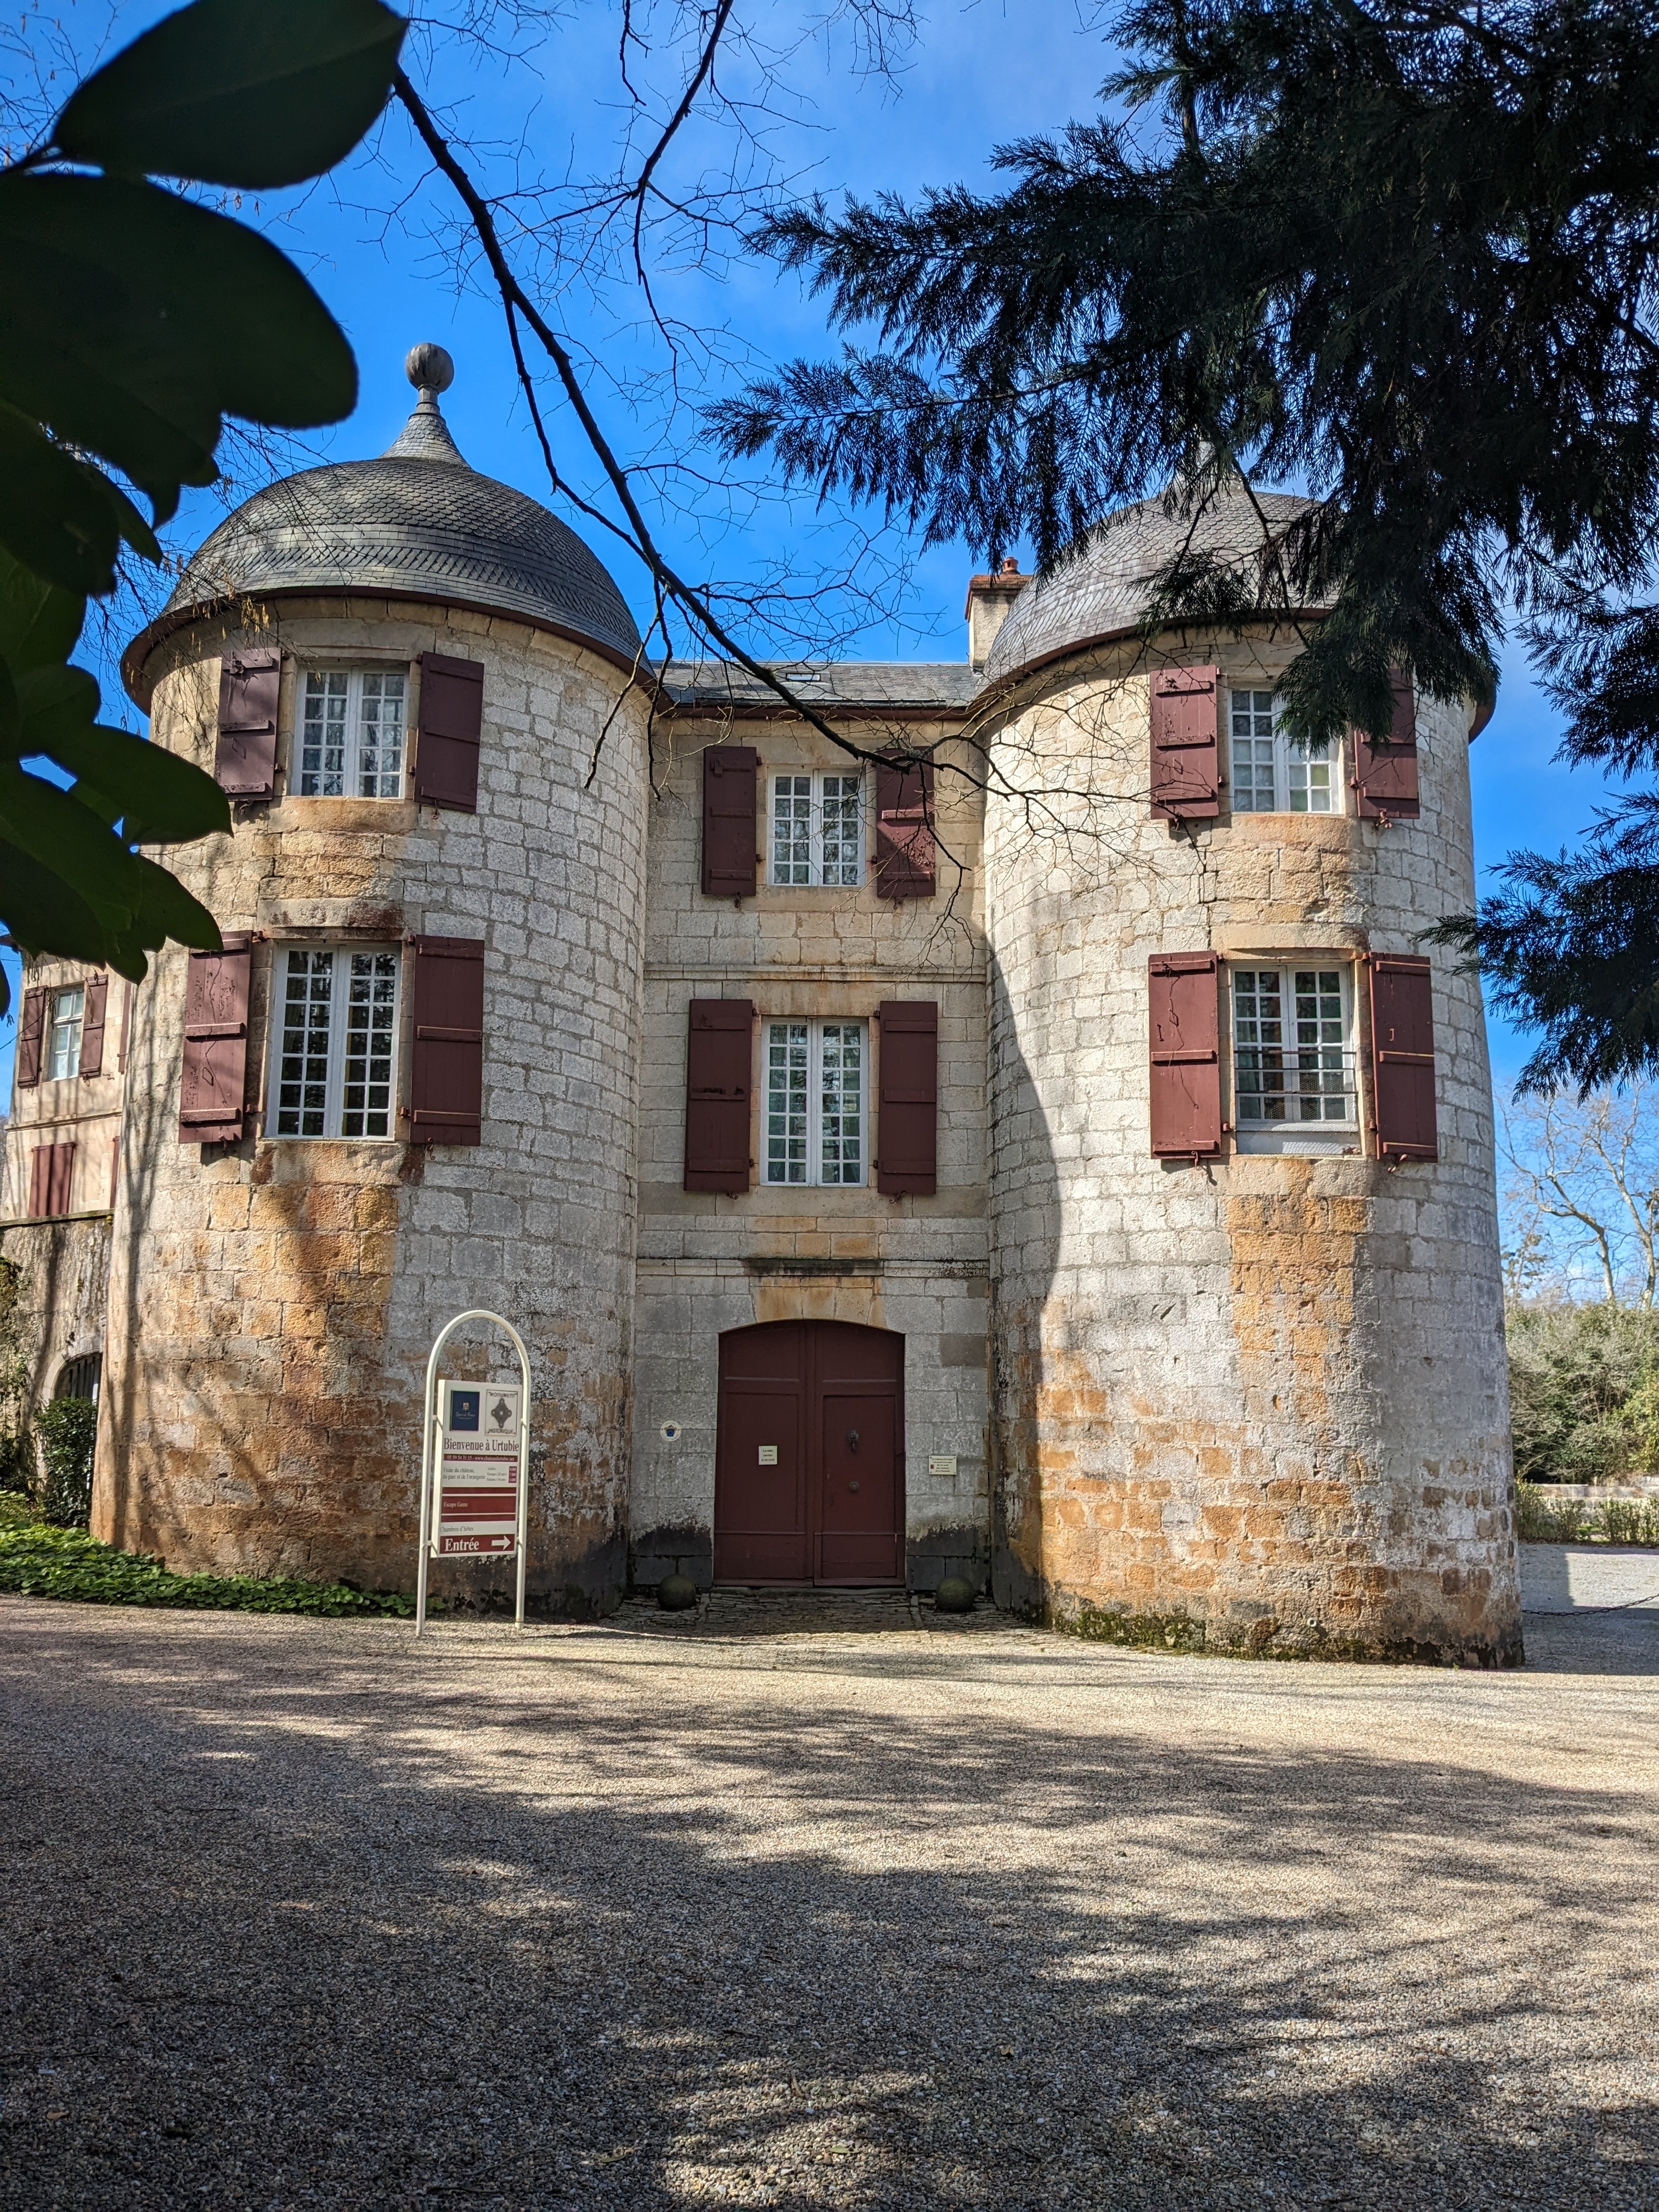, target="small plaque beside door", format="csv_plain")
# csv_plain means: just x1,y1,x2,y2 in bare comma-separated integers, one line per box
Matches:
928,1454,958,1481
757,1444,778,1465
